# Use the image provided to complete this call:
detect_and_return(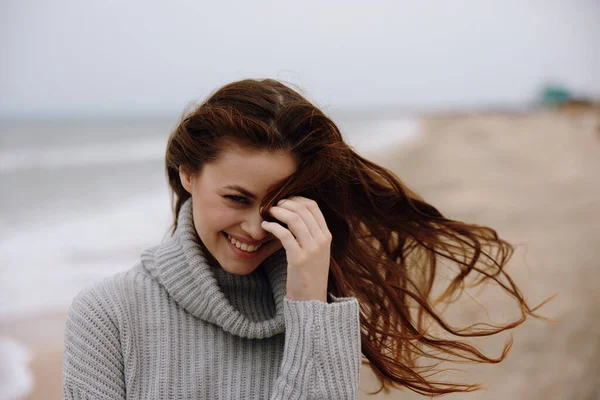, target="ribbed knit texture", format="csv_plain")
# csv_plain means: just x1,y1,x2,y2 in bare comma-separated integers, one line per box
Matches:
62,198,362,399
